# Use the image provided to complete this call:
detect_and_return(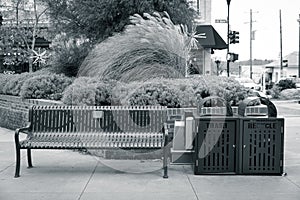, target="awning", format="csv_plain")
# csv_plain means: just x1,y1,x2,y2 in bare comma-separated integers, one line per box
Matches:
195,25,227,50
